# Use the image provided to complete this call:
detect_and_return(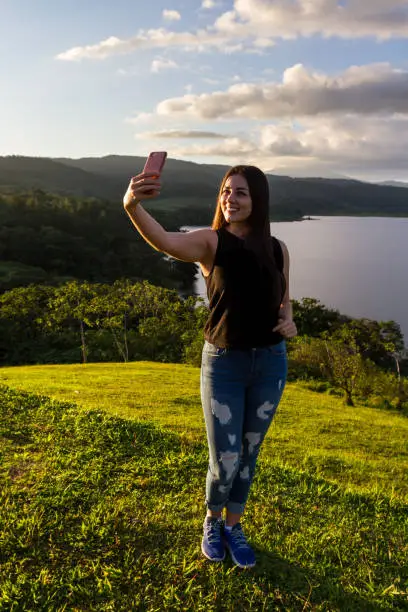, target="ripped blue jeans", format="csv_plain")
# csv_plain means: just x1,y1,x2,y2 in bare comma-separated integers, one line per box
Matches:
200,340,288,515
